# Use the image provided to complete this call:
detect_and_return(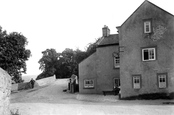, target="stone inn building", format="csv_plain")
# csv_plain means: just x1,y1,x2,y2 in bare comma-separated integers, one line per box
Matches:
117,0,174,98
79,26,120,94
79,0,174,99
